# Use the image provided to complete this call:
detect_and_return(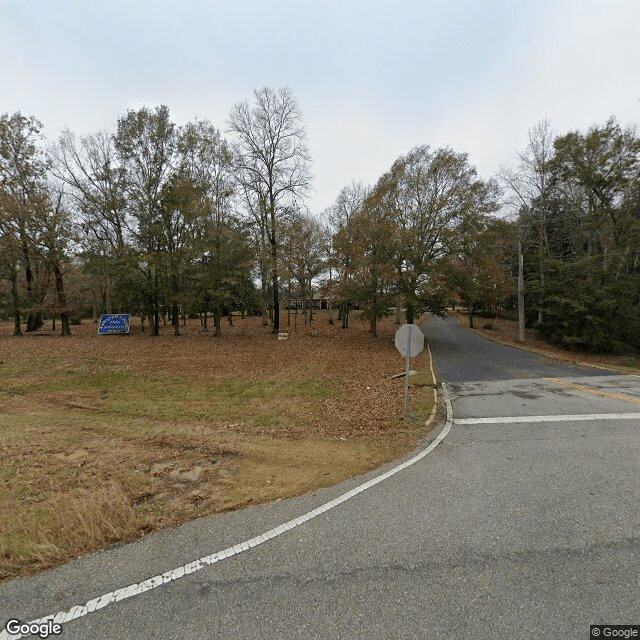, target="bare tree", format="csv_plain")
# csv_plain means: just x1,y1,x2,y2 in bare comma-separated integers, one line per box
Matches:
499,119,555,214
498,119,555,323
50,129,129,254
228,87,311,334
43,188,73,336
49,129,131,316
326,181,370,328
280,210,328,325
